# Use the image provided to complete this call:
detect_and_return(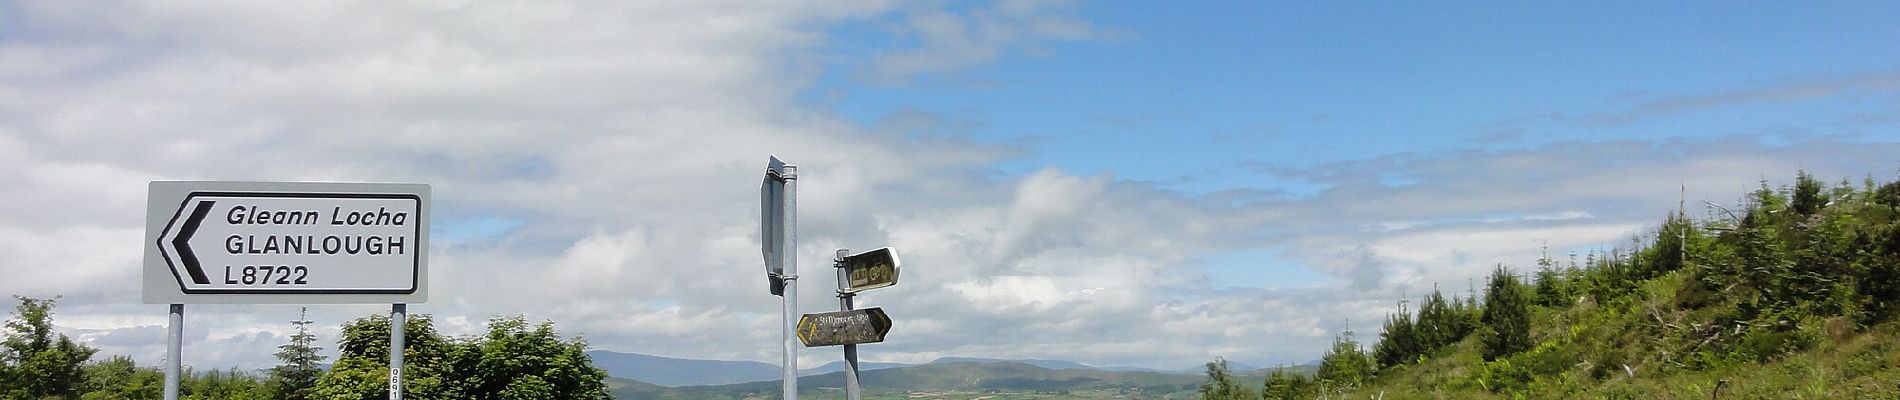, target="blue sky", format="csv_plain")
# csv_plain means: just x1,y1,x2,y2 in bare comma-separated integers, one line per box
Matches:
797,2,1900,294
809,2,1900,191
2,1,1899,371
